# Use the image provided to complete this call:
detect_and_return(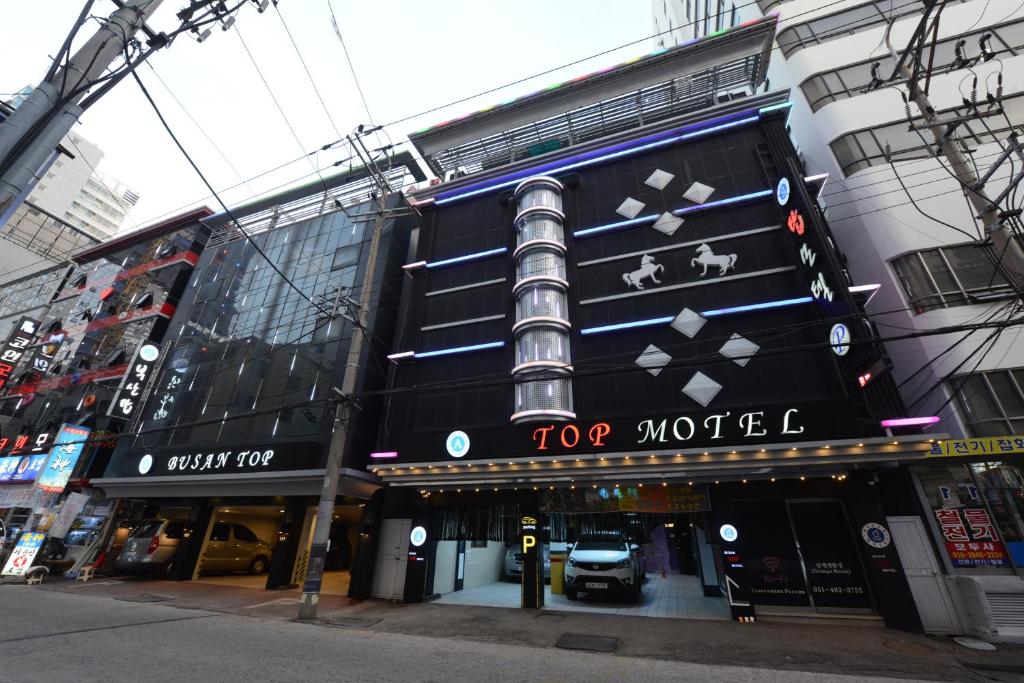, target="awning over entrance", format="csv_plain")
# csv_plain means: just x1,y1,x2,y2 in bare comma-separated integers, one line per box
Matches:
92,467,382,499
369,436,941,488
